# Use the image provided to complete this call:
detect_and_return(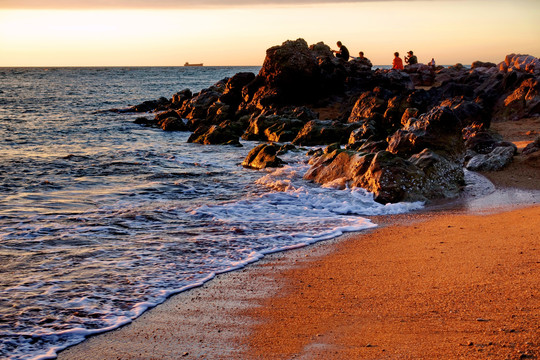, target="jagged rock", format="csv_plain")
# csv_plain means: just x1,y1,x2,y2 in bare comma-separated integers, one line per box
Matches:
495,78,540,120
171,89,192,108
160,117,188,131
401,108,419,126
466,146,515,171
499,54,540,75
155,109,181,122
304,150,374,187
242,144,283,169
348,88,391,122
292,120,358,146
187,123,241,146
180,89,222,123
387,106,464,159
242,114,303,142
219,72,256,106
